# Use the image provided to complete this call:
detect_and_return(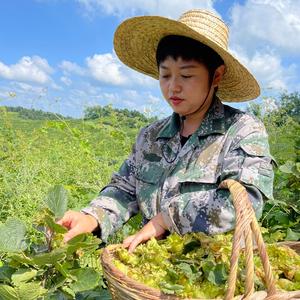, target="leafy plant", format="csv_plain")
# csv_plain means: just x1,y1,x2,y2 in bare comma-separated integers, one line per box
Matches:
0,185,106,299
247,93,300,241
262,160,300,241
